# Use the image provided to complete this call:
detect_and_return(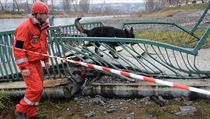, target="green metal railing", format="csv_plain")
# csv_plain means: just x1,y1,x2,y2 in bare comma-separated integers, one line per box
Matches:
0,2,210,81
0,30,18,81
53,2,210,79
0,22,104,81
